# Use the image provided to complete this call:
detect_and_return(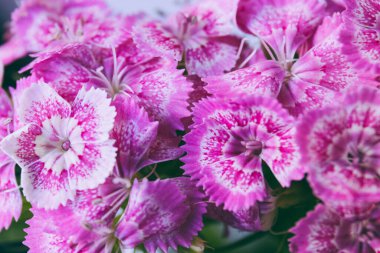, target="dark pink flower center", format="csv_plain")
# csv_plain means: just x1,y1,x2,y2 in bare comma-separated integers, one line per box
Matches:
61,140,71,151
